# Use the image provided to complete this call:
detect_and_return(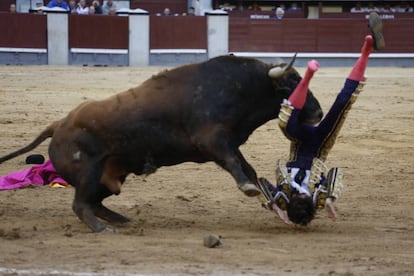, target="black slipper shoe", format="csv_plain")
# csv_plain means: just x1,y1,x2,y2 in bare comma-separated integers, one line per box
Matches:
25,154,45,164
368,12,385,50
